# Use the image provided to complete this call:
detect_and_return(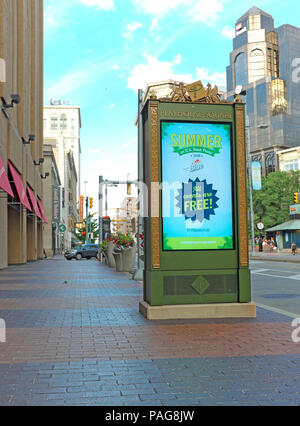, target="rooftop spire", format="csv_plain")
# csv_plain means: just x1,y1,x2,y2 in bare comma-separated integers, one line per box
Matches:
238,5,273,22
